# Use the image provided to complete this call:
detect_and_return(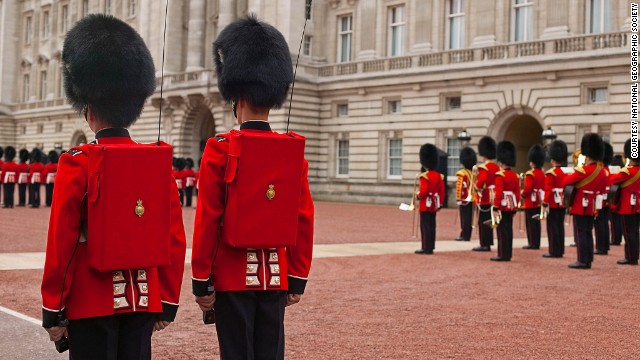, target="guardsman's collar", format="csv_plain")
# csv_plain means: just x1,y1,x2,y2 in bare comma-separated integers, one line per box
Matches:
95,127,130,139
240,120,271,131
